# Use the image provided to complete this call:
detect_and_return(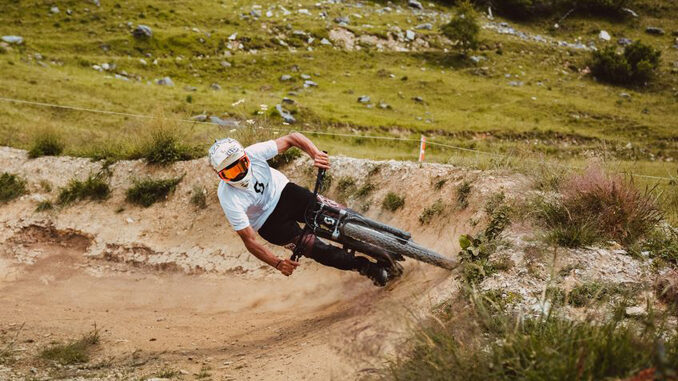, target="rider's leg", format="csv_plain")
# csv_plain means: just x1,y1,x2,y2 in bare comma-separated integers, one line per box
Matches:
296,234,389,286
